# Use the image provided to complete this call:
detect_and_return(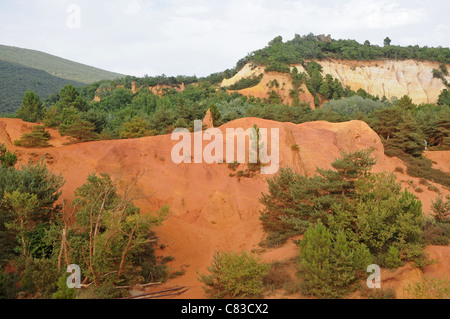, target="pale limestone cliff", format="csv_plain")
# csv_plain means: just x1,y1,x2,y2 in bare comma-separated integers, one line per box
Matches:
222,60,450,105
